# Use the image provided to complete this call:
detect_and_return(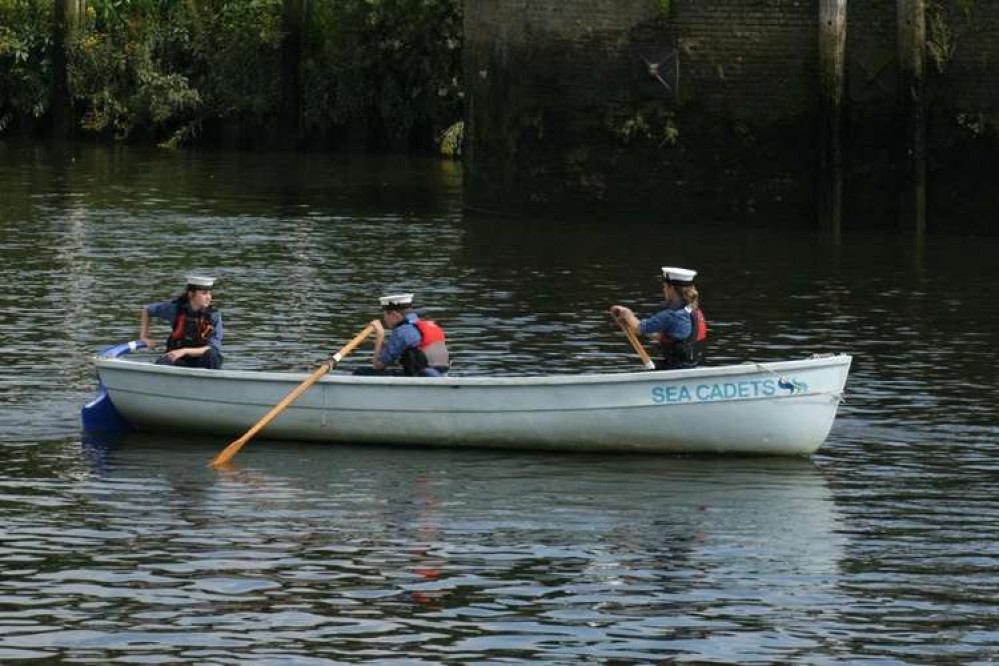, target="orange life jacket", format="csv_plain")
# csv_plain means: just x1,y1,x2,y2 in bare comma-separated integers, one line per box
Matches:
415,319,446,349
400,318,449,376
